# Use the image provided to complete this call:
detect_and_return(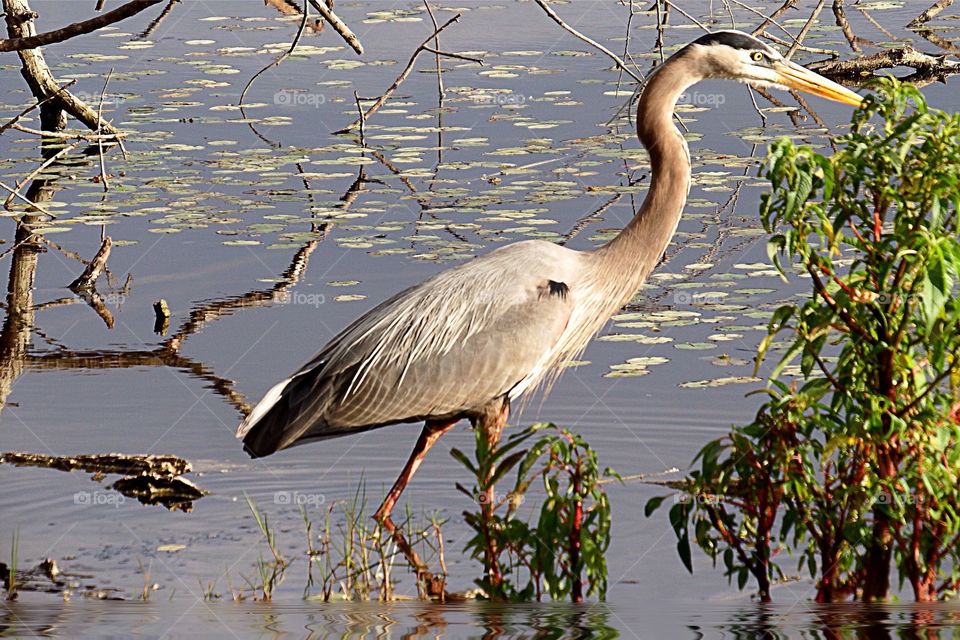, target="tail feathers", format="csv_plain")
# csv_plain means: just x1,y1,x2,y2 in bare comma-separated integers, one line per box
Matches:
238,375,327,458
